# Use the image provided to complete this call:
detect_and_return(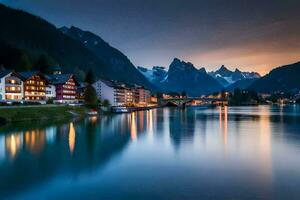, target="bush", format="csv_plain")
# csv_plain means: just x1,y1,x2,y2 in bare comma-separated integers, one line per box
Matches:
0,102,8,106
46,98,54,104
102,99,111,108
11,101,22,106
22,101,41,105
